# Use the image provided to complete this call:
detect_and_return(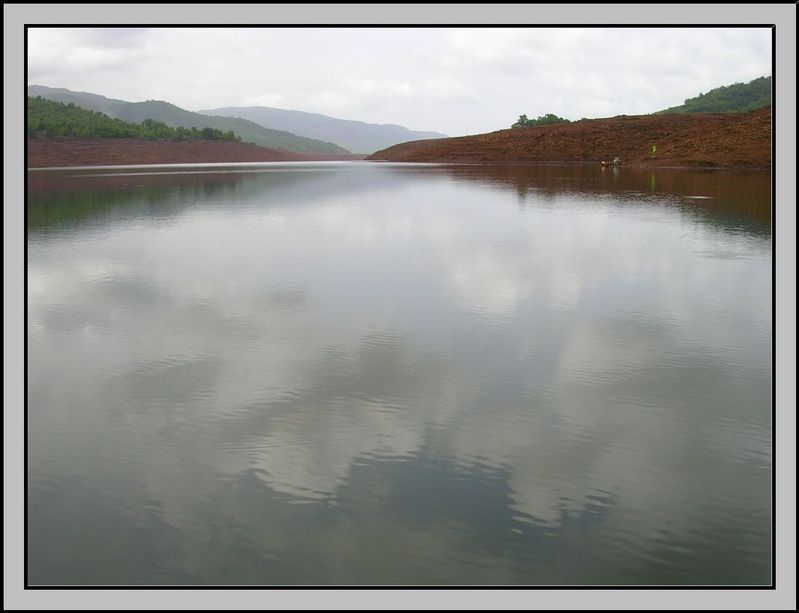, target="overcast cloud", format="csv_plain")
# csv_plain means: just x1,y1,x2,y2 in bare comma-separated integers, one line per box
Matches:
27,27,771,136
